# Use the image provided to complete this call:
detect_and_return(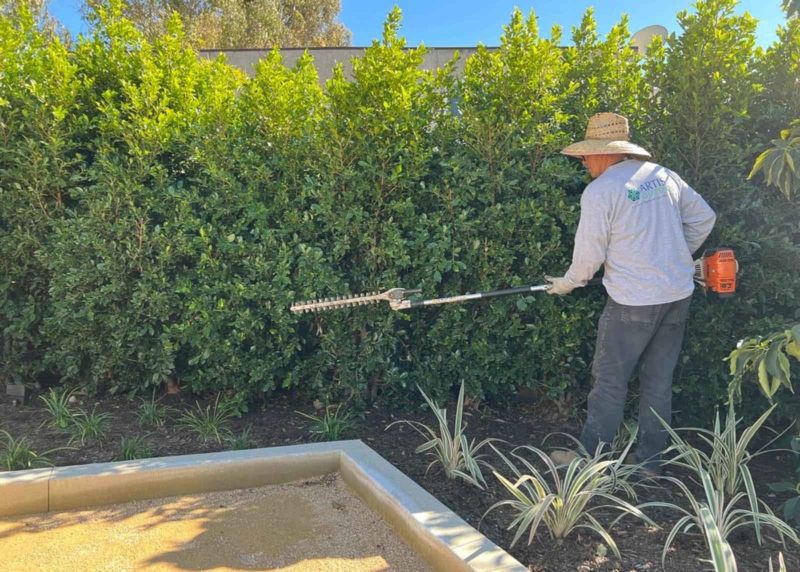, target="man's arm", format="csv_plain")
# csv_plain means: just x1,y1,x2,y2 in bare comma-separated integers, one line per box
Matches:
676,176,716,254
564,191,610,287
